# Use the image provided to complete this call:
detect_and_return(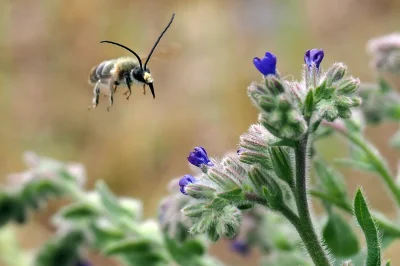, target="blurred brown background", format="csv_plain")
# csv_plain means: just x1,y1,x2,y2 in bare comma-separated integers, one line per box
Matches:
1,0,400,265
